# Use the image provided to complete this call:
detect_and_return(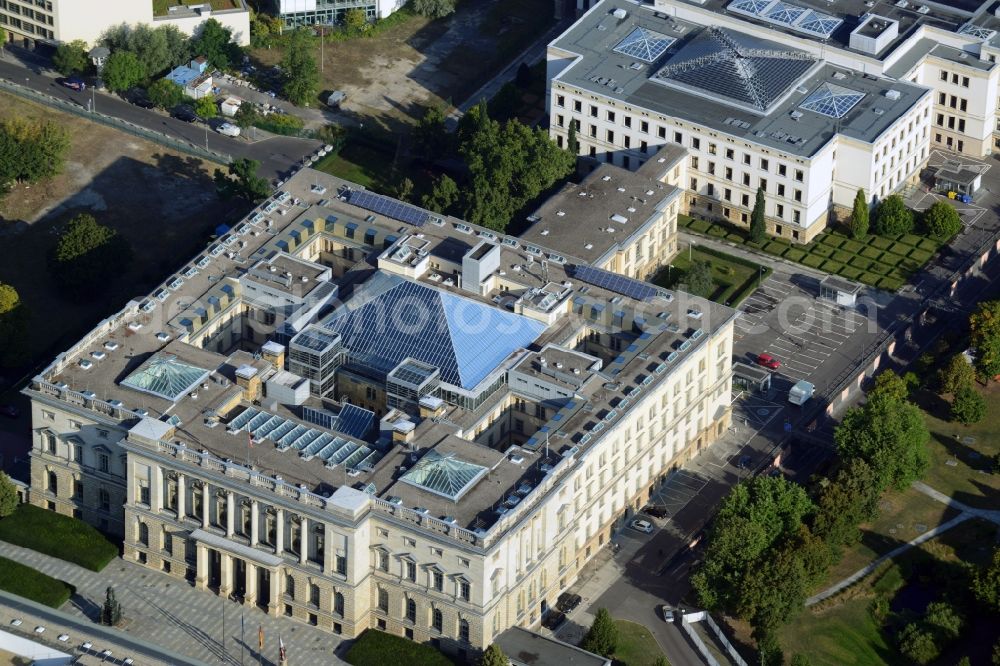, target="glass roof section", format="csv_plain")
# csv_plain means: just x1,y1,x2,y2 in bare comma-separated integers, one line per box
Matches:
400,450,488,501
389,359,439,388
322,273,546,390
121,354,210,402
291,327,340,353
799,83,865,119
960,24,996,41
727,0,841,39
613,27,675,63
653,27,816,113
